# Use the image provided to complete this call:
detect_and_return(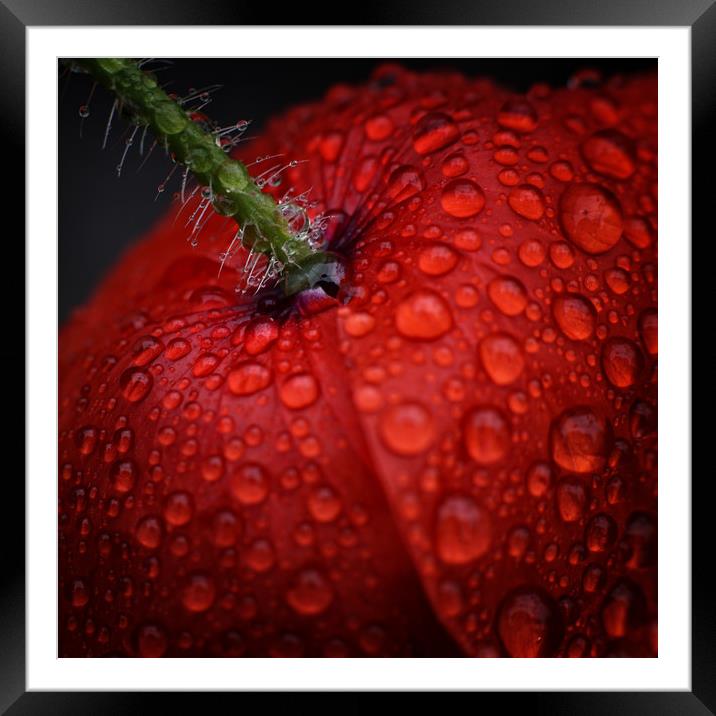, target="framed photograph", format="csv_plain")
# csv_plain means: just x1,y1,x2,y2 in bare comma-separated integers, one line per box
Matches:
5,0,710,710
